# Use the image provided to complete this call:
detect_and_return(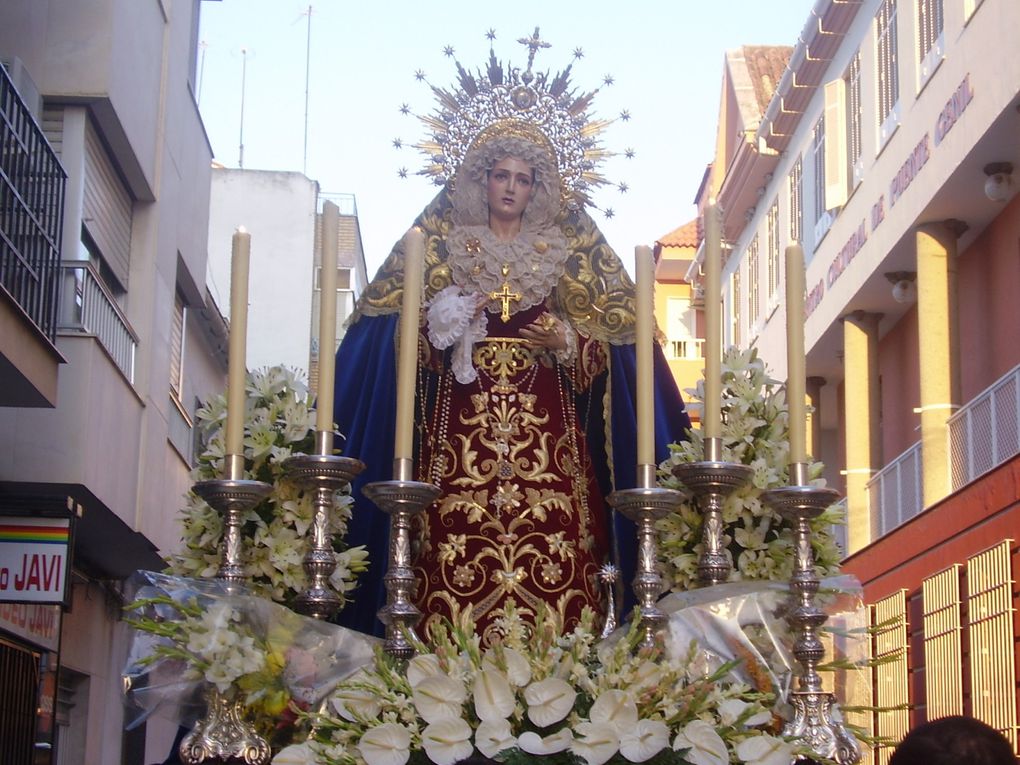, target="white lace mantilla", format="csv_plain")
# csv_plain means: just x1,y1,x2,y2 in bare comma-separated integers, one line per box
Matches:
446,224,569,315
